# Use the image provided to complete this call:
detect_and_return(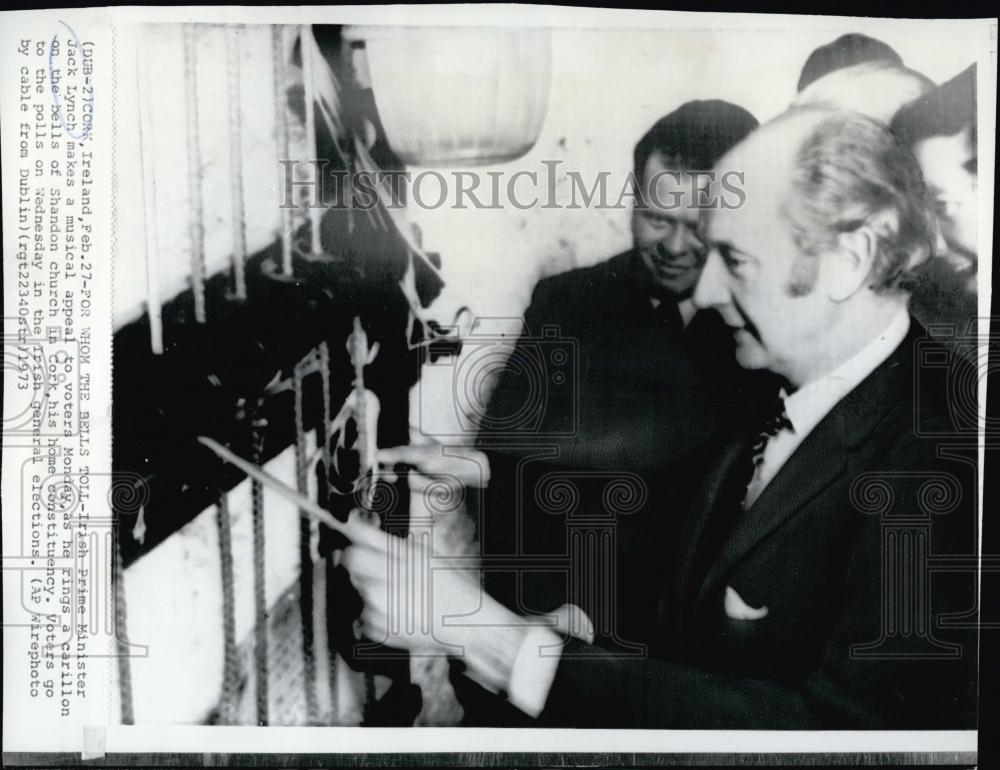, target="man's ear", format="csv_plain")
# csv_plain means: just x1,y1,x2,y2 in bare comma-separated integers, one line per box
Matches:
826,225,878,301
